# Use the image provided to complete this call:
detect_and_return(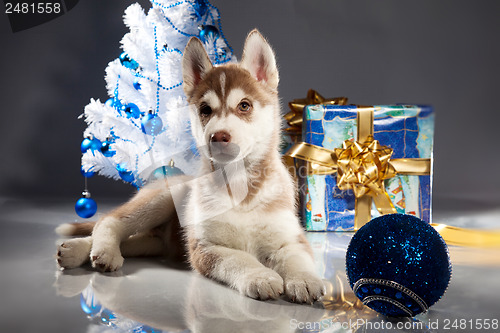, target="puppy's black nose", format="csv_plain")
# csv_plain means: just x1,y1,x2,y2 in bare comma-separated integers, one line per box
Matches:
211,131,231,144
